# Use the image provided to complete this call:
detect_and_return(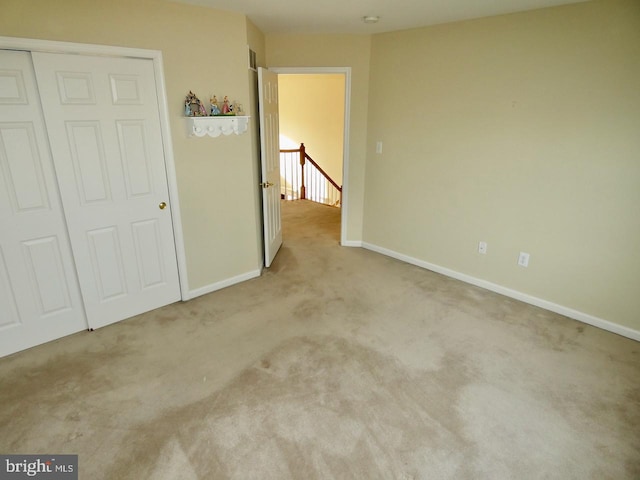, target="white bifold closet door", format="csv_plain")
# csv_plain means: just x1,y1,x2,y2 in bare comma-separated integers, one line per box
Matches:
0,50,87,356
0,50,181,357
31,52,181,331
